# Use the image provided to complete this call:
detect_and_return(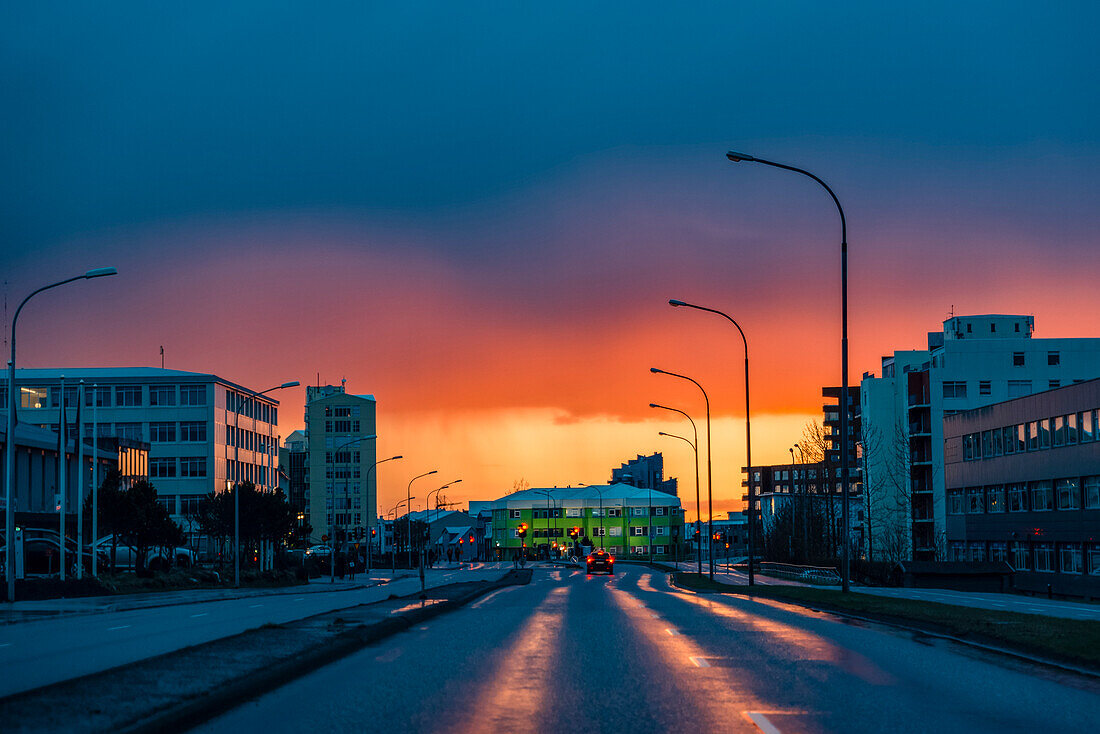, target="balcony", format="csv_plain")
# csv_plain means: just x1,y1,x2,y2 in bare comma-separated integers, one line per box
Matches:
907,393,930,407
